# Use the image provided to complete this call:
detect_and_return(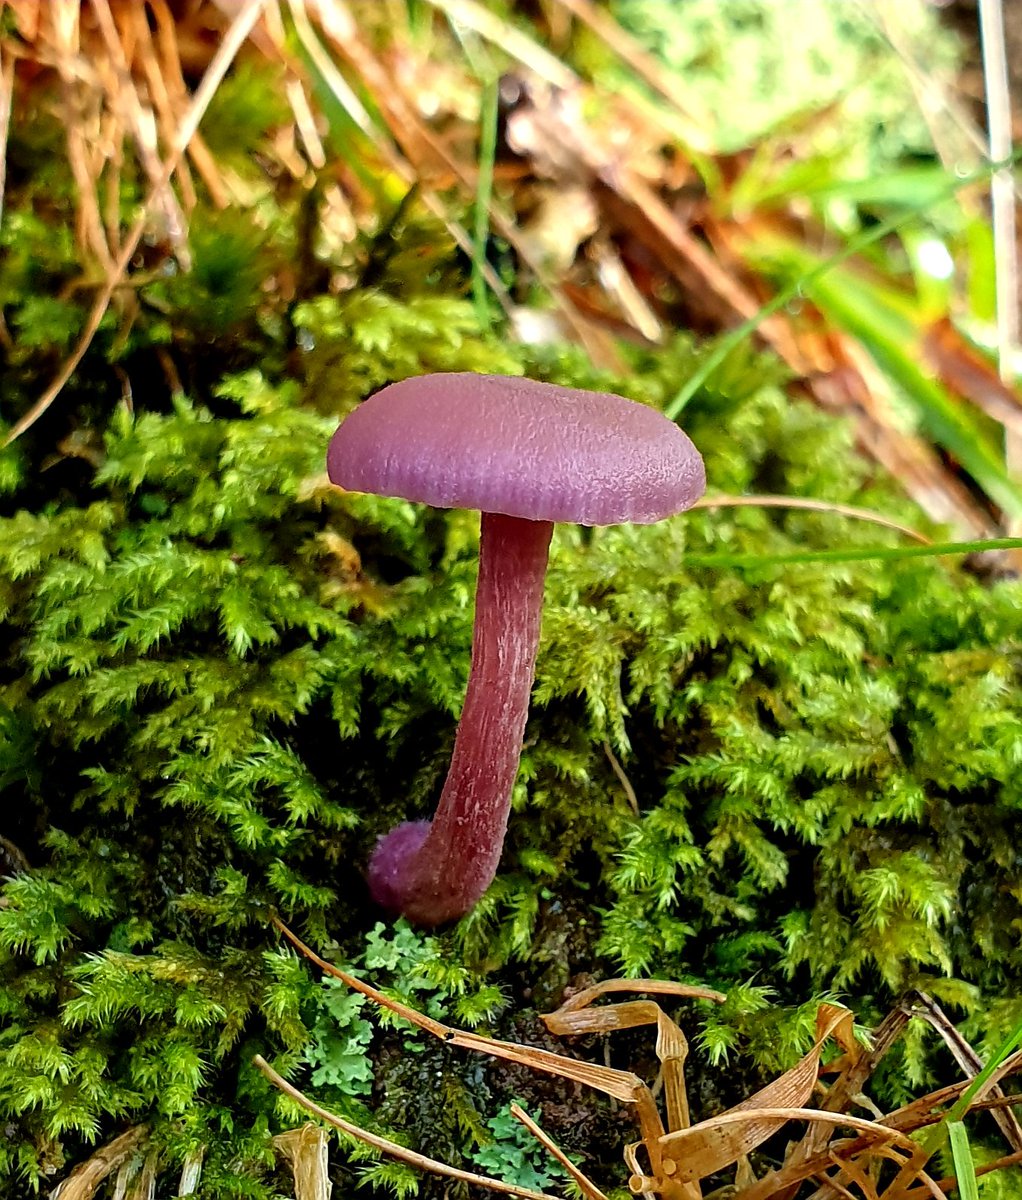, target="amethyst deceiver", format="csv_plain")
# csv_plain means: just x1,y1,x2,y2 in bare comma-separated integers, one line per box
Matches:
328,372,705,926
